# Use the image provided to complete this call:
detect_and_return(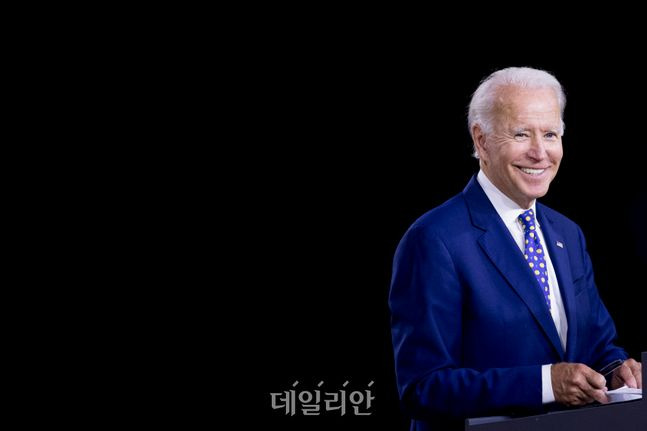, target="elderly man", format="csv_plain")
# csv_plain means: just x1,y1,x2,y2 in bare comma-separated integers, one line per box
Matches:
389,67,642,430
